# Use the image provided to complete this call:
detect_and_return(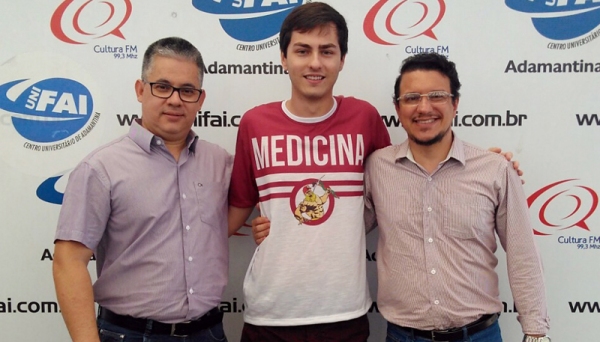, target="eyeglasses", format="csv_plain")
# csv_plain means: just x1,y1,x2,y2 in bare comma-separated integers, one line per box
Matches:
146,82,203,103
397,91,453,106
